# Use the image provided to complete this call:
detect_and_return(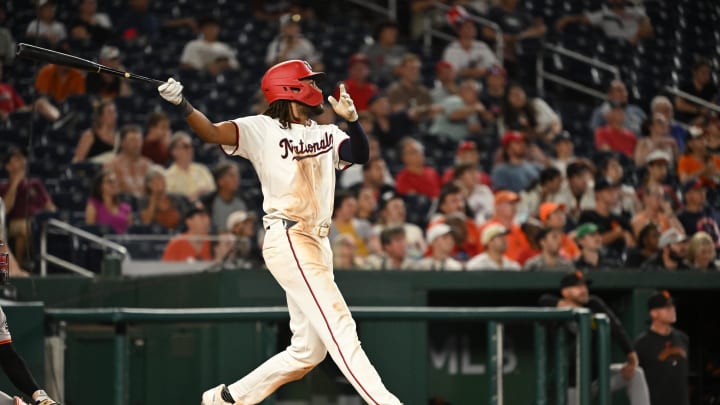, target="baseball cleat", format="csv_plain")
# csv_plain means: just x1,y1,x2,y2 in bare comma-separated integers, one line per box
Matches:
201,384,235,405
